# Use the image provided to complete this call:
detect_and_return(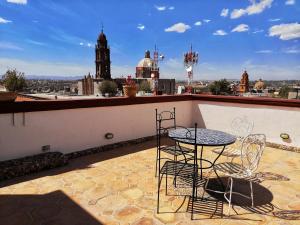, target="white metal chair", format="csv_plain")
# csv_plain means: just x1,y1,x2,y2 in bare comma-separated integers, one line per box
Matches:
213,116,254,159
204,134,266,216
